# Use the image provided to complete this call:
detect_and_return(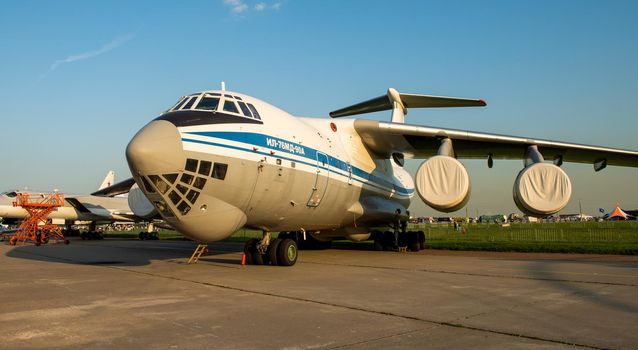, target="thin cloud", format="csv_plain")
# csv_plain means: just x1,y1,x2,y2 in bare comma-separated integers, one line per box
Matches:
223,0,283,15
48,33,135,73
224,0,246,13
